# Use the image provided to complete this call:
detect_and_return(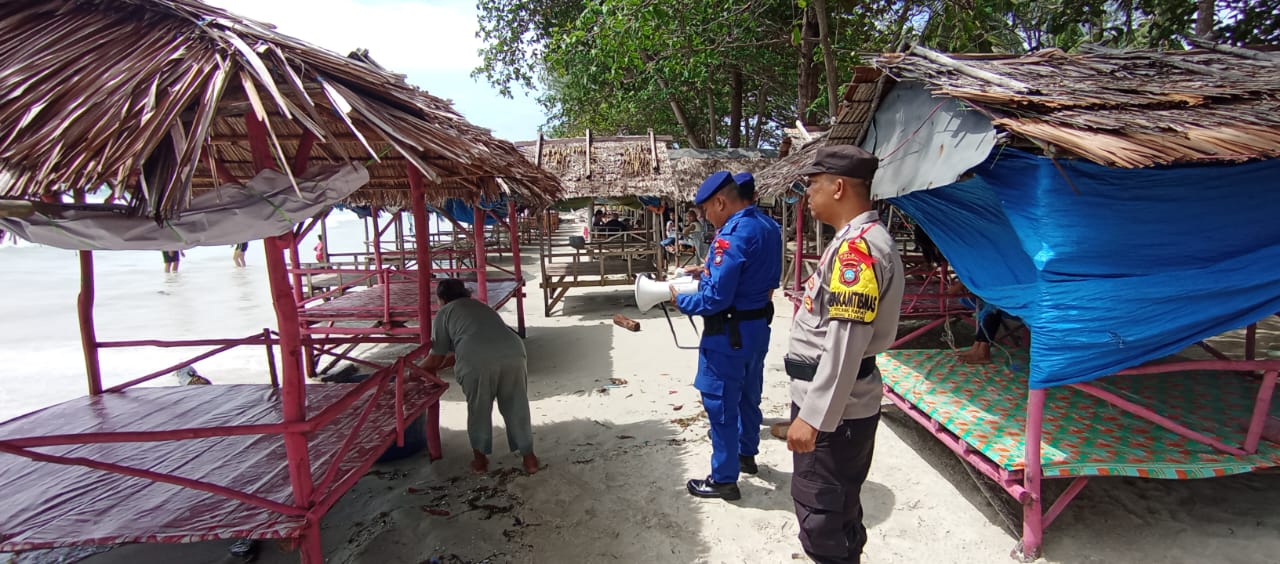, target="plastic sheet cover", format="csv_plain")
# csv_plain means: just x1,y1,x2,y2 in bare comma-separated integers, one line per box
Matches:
0,164,367,251
892,149,1280,388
